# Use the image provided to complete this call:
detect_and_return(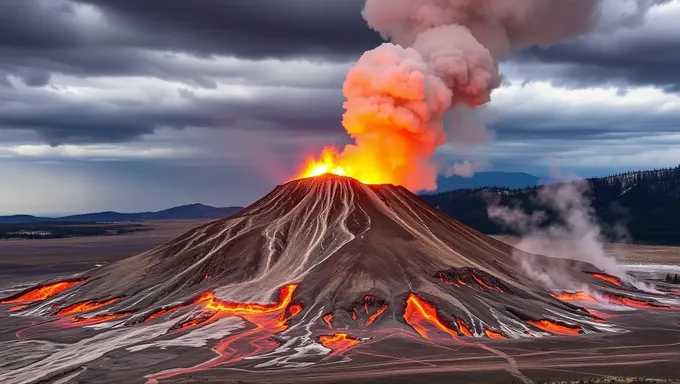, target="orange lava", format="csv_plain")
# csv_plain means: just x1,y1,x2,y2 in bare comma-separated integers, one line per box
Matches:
403,293,458,339
71,312,131,326
586,272,622,286
550,291,599,303
472,274,503,292
351,308,357,321
287,304,303,317
484,329,506,339
526,319,582,335
605,295,674,310
323,313,333,329
457,318,473,337
148,284,300,382
366,305,388,326
9,305,28,312
198,284,297,314
364,295,371,314
0,279,87,304
56,298,119,316
319,332,360,355
296,147,352,180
